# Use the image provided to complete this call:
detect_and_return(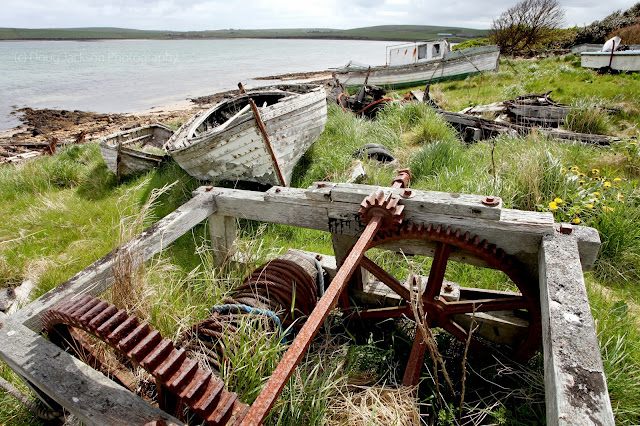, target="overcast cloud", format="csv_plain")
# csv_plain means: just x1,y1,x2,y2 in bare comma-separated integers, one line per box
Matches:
0,0,633,31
